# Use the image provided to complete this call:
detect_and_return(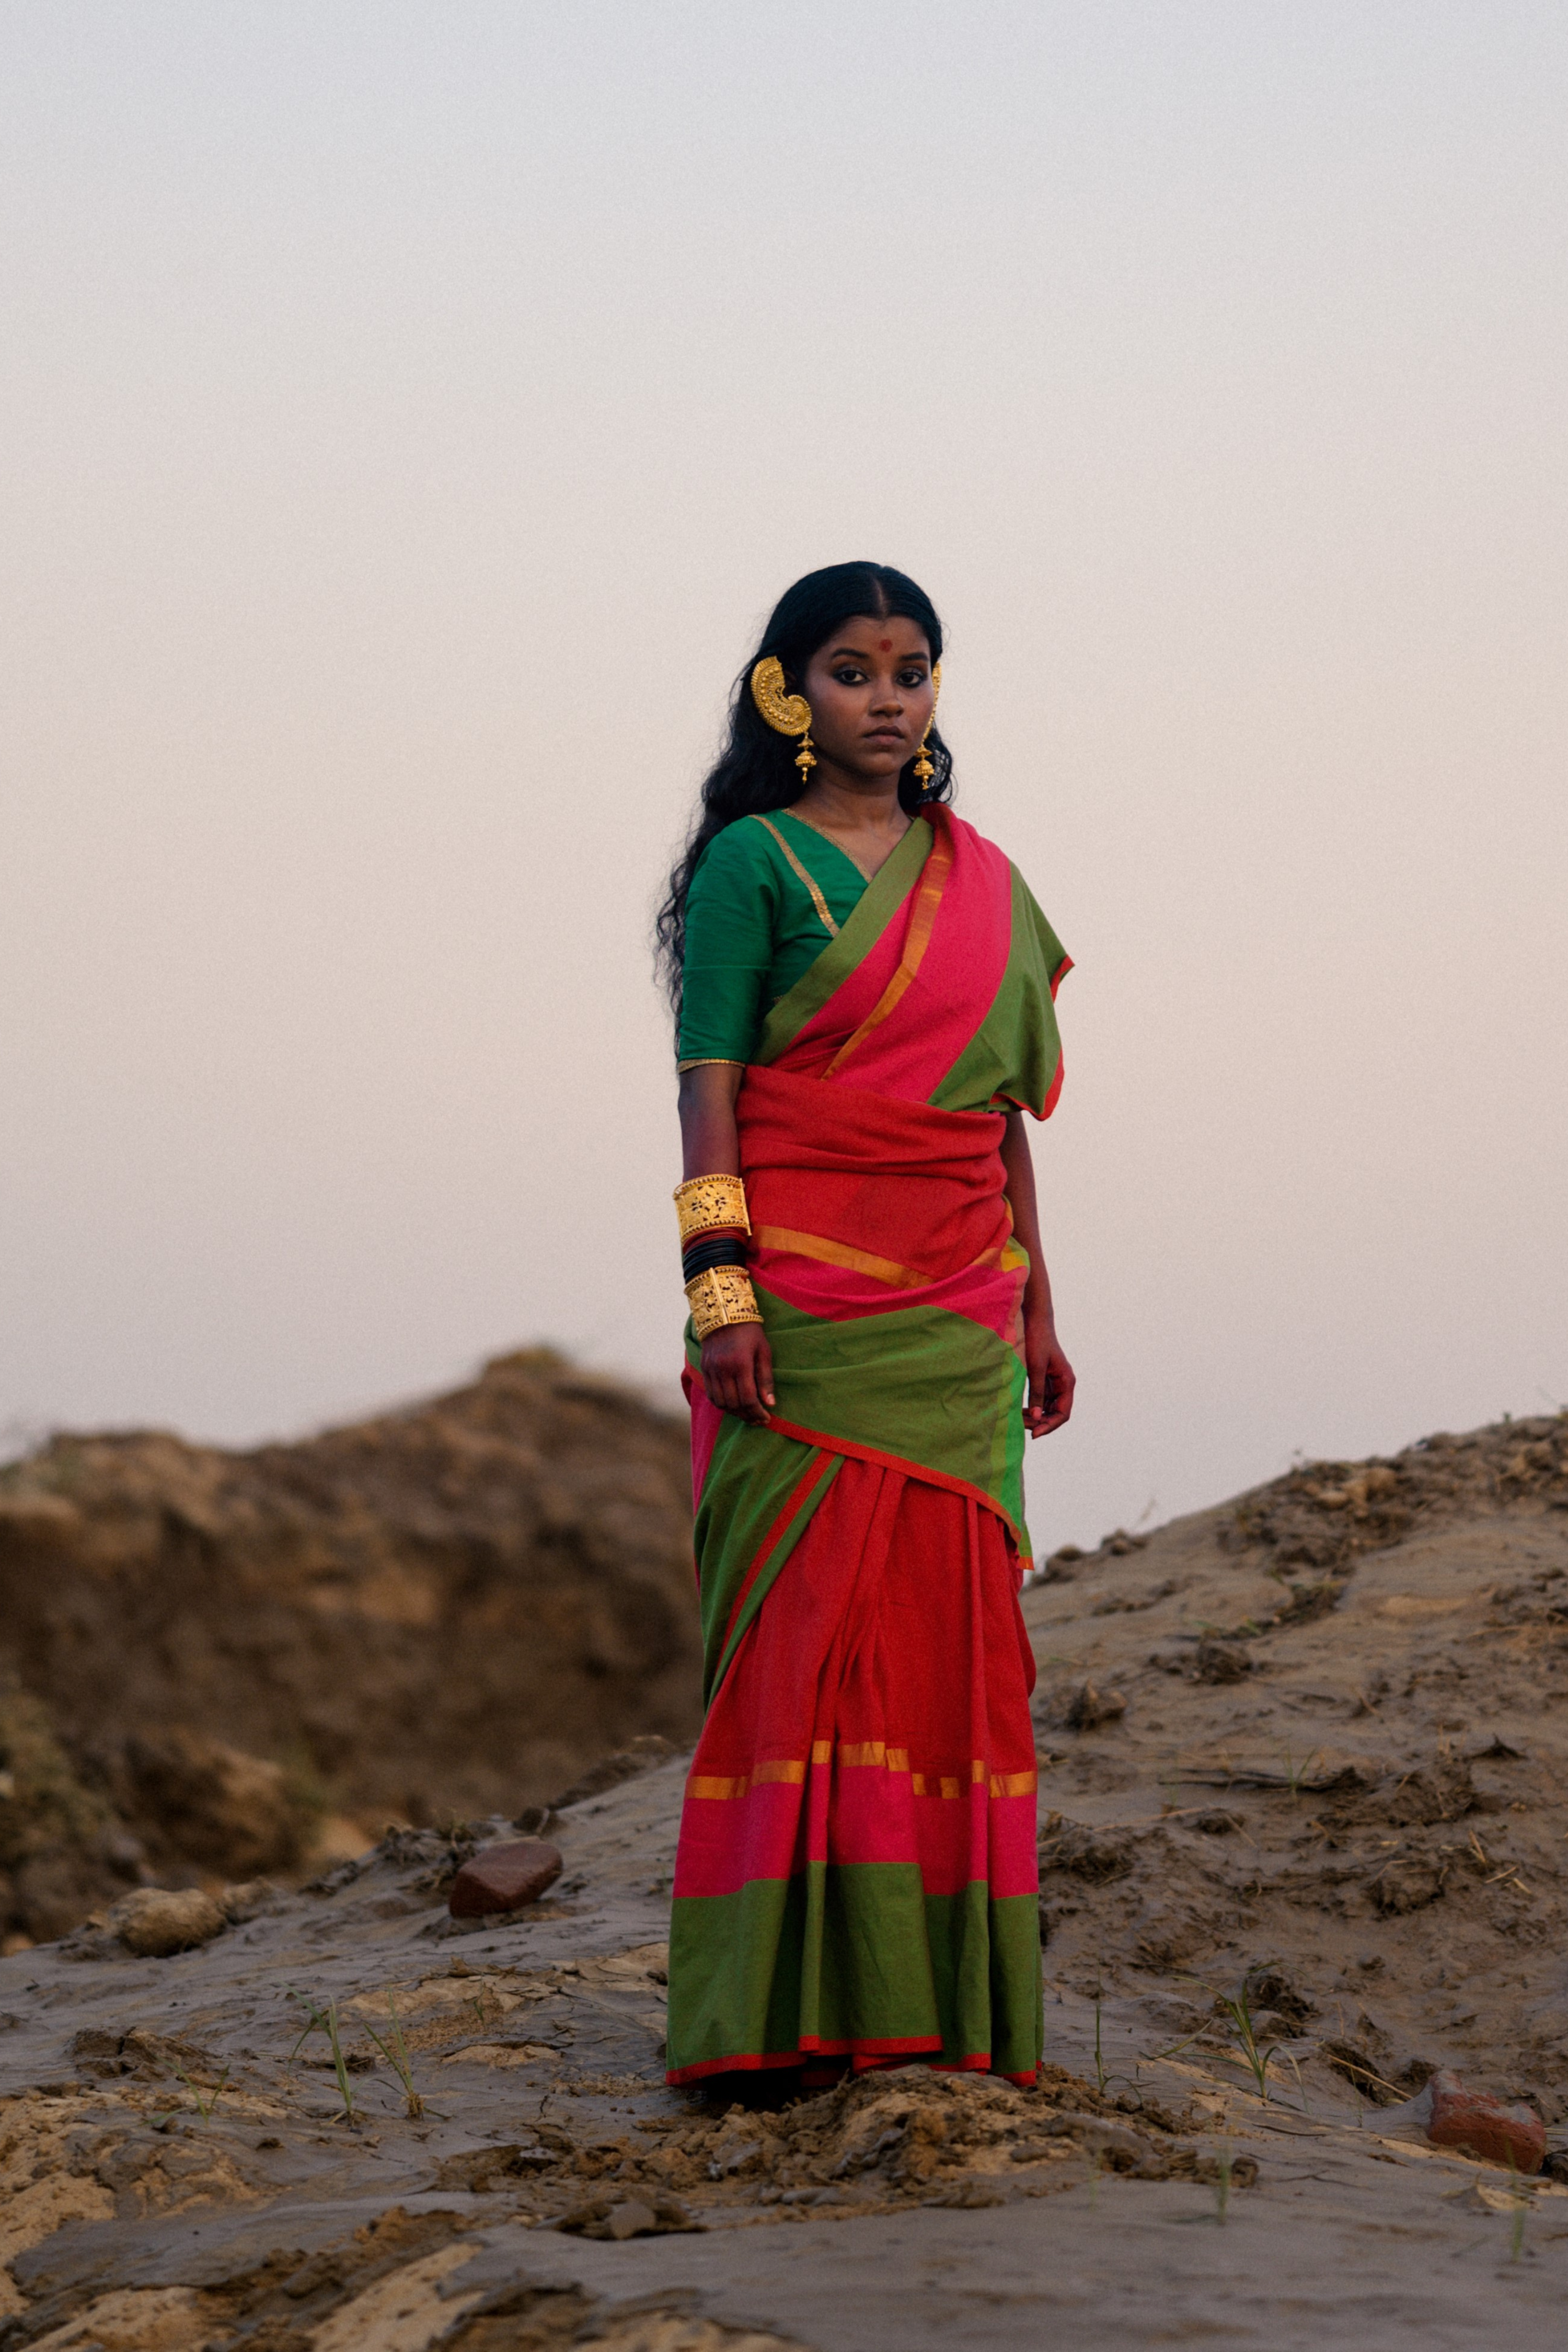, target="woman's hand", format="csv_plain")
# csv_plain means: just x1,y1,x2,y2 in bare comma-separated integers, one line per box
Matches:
701,1323,776,1425
1023,1315,1075,1438
1000,1113,1074,1439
